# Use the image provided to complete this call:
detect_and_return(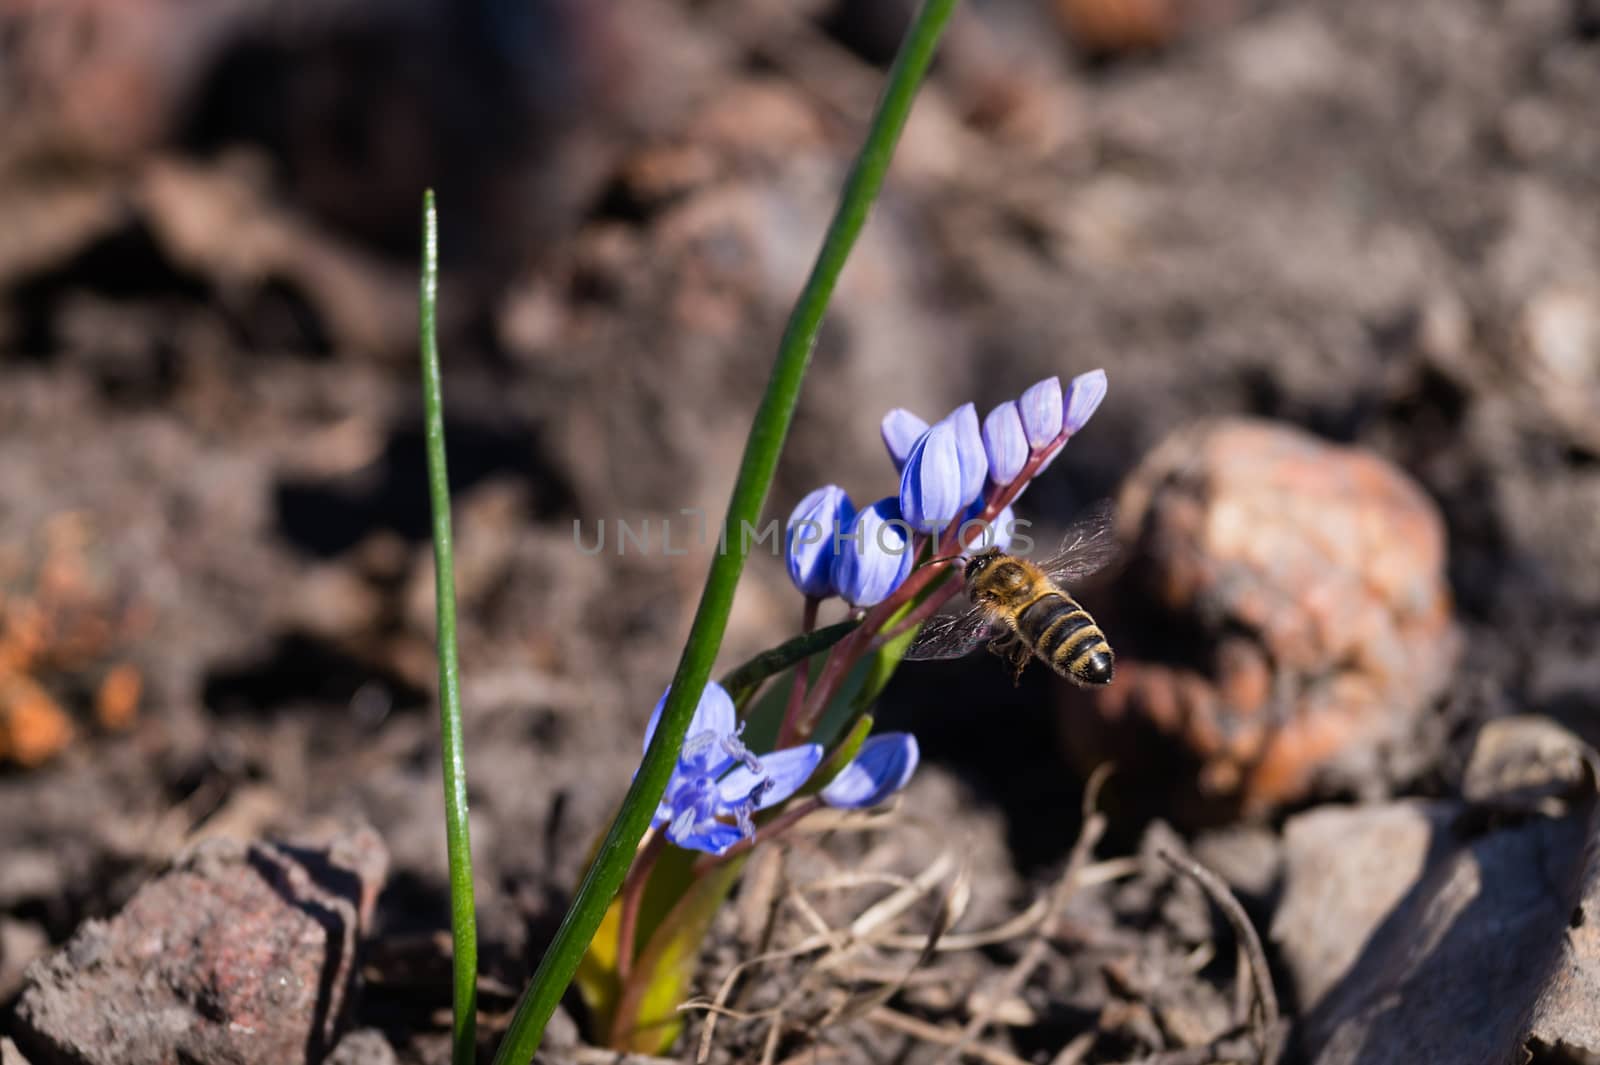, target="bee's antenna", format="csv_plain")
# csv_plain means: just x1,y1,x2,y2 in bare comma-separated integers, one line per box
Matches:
924,553,964,568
